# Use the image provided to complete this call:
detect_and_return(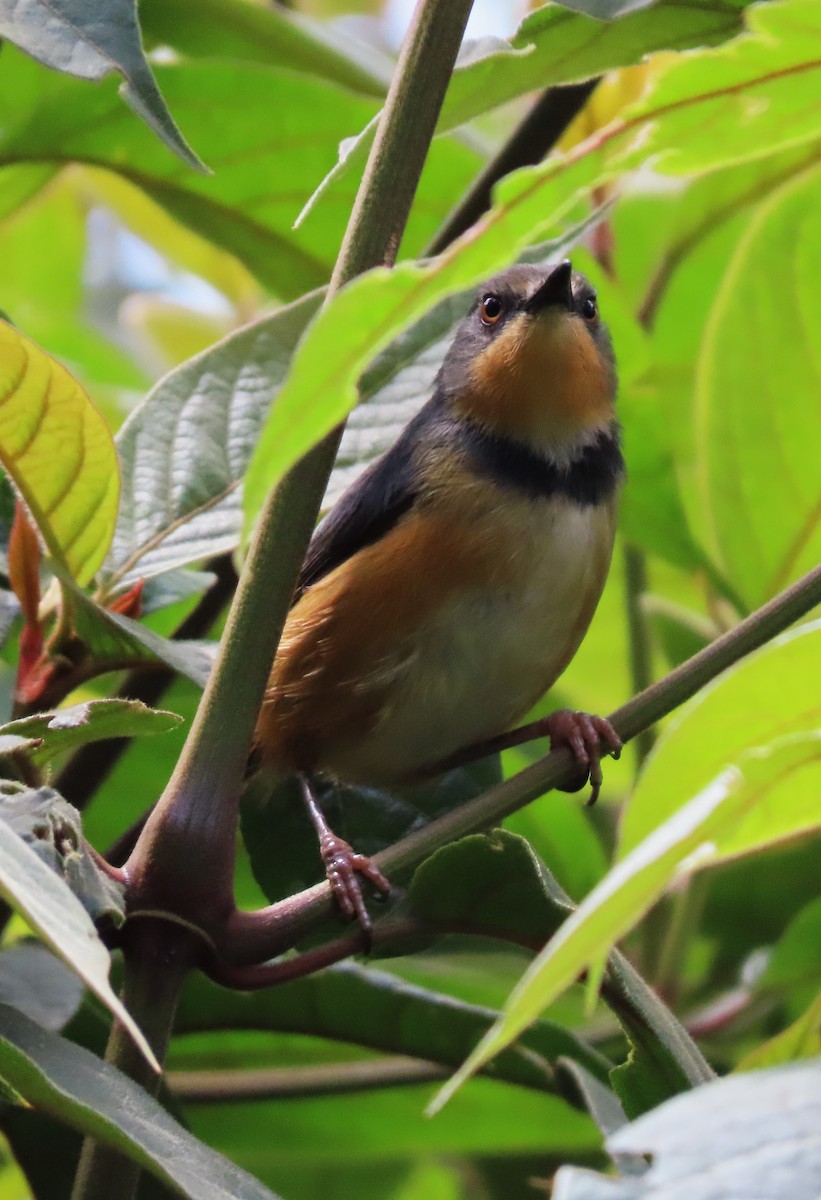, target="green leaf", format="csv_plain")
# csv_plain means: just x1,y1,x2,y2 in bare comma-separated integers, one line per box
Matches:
0,0,205,171
176,959,610,1095
759,896,821,993
444,0,745,130
552,1059,821,1199
0,943,83,1032
0,700,181,767
429,768,754,1111
0,50,479,300
558,1059,647,1177
139,0,388,96
405,830,572,947
58,568,213,688
0,807,156,1069
604,949,714,1118
633,0,821,176
736,989,821,1070
0,1003,281,1199
620,621,821,859
103,291,321,594
301,0,747,215
693,164,821,606
0,321,119,586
